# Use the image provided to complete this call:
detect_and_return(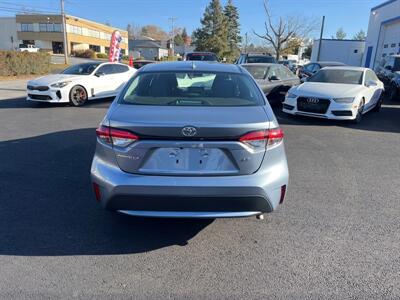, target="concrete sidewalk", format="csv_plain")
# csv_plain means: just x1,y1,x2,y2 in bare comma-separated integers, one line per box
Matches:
0,79,28,100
